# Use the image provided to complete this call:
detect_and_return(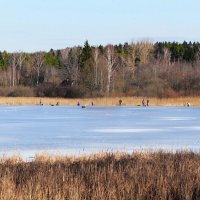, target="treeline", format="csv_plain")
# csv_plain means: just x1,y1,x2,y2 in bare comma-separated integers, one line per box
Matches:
0,41,200,98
